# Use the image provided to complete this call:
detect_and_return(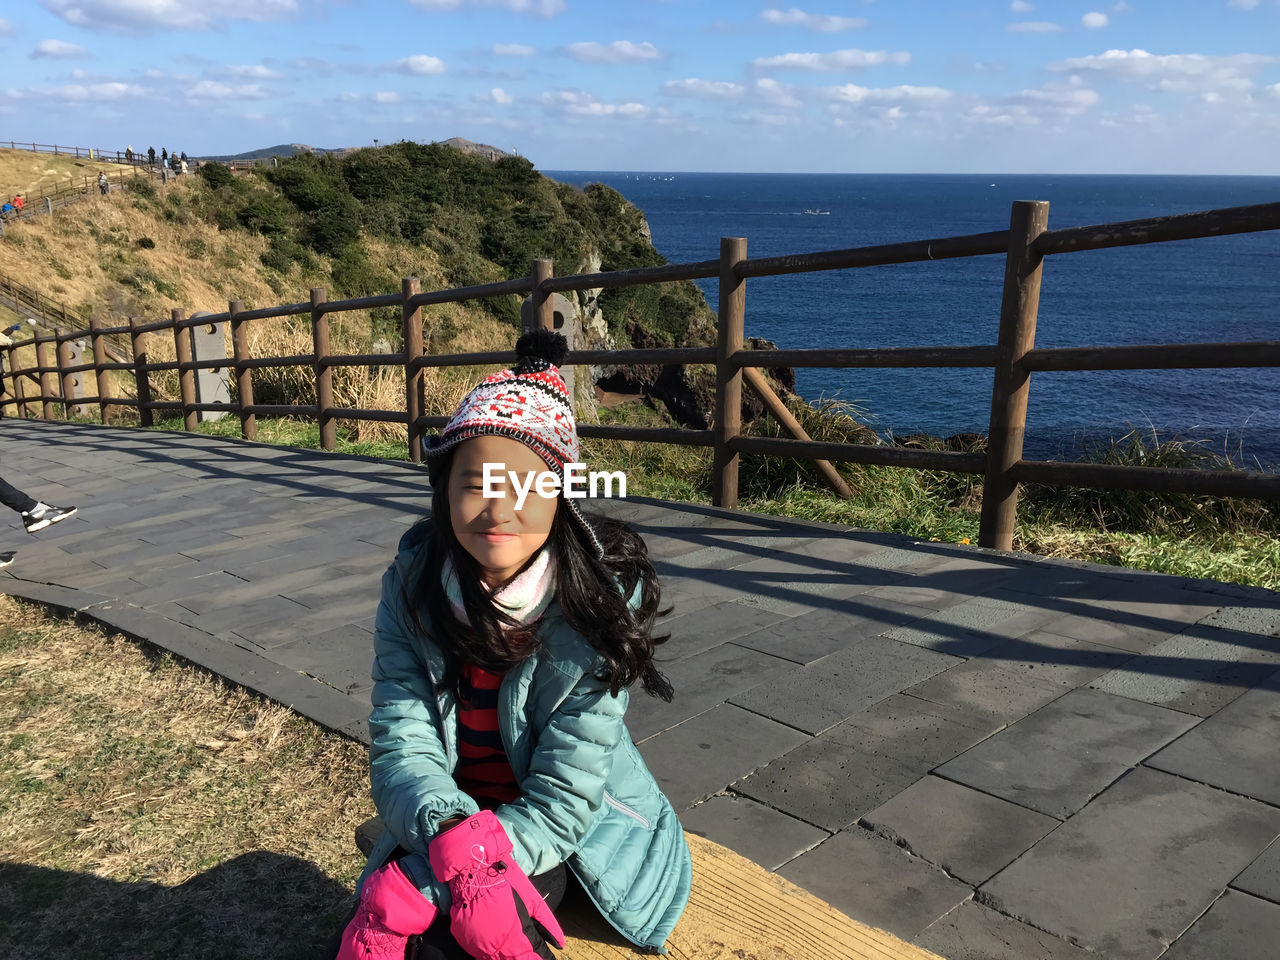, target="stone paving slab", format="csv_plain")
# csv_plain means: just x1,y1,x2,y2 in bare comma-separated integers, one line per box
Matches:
778,827,973,943
935,687,1200,818
731,597,935,665
917,901,1096,960
1161,890,1280,960
733,695,997,831
979,766,1280,960
1087,623,1280,717
677,794,828,872
729,635,961,734
1144,671,1280,806
635,703,809,810
859,774,1060,886
1230,838,1280,903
